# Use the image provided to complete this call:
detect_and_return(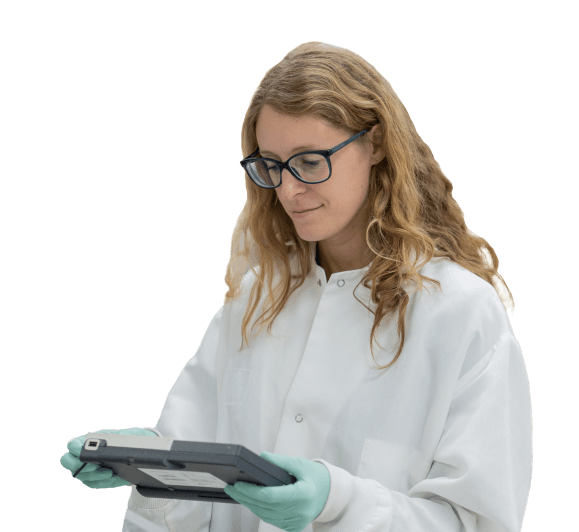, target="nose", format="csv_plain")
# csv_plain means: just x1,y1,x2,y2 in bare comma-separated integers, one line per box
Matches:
277,167,308,199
